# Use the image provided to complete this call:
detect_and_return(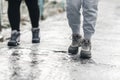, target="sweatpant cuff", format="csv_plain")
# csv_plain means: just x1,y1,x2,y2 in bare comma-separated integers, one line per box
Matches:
84,33,93,40
71,27,80,35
